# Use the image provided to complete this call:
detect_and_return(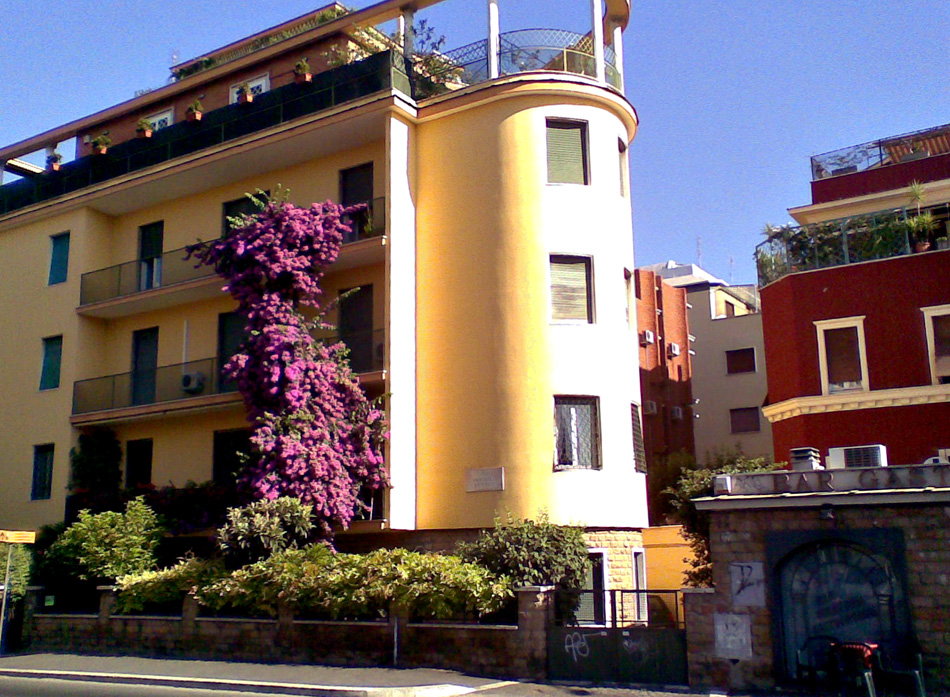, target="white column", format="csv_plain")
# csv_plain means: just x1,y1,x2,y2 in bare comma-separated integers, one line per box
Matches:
402,9,415,63
611,22,624,90
590,0,606,83
487,0,500,79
